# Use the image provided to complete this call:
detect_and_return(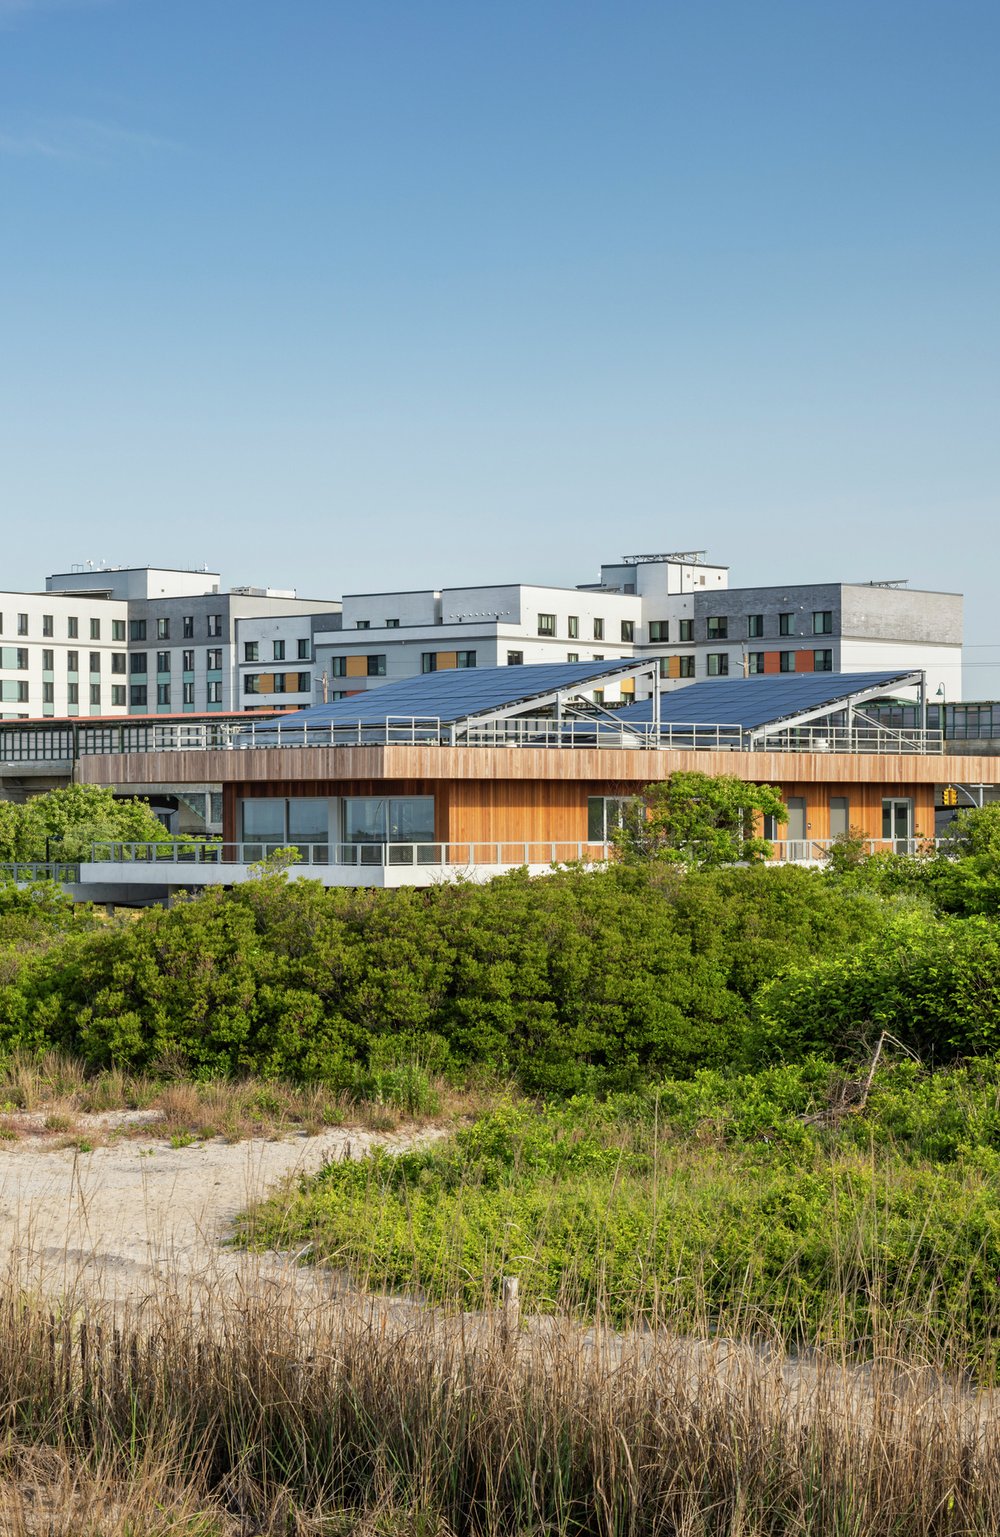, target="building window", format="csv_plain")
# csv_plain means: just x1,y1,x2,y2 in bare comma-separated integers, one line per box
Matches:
537,613,556,637
341,795,435,854
706,616,728,640
182,650,194,671
648,620,668,642
182,616,194,639
89,652,101,673
130,619,146,641
112,685,126,707
779,651,796,672
206,648,222,670
679,656,696,678
330,656,347,677
747,652,766,674
157,683,171,706
90,684,101,706
130,653,147,674
156,651,170,673
182,682,194,705
66,682,79,706
157,618,170,640
813,649,833,672
67,651,79,673
112,619,126,642
385,618,400,628
367,654,386,676
567,652,579,663
244,675,262,695
506,651,524,666
206,681,222,703
207,615,223,638
244,641,259,662
356,619,370,630
567,616,579,639
747,614,764,638
456,650,476,668
707,653,729,676
111,653,126,674
593,618,604,640
273,639,285,661
43,682,54,704
621,620,635,643
779,613,795,637
130,685,147,707
678,619,693,642
763,813,779,841
295,672,311,693
15,648,28,670
90,618,101,640
421,653,437,673
297,638,310,660
812,610,833,635
43,615,54,637
42,649,54,671
17,614,28,636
